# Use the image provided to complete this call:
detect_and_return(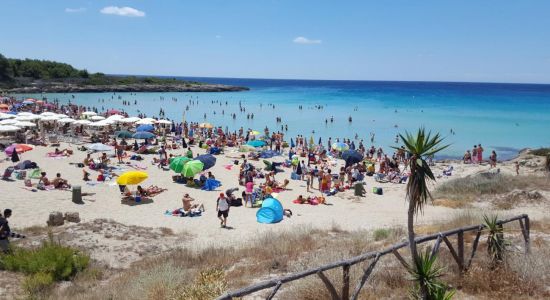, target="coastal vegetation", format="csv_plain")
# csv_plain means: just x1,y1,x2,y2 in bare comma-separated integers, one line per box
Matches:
0,233,90,296
0,53,248,92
